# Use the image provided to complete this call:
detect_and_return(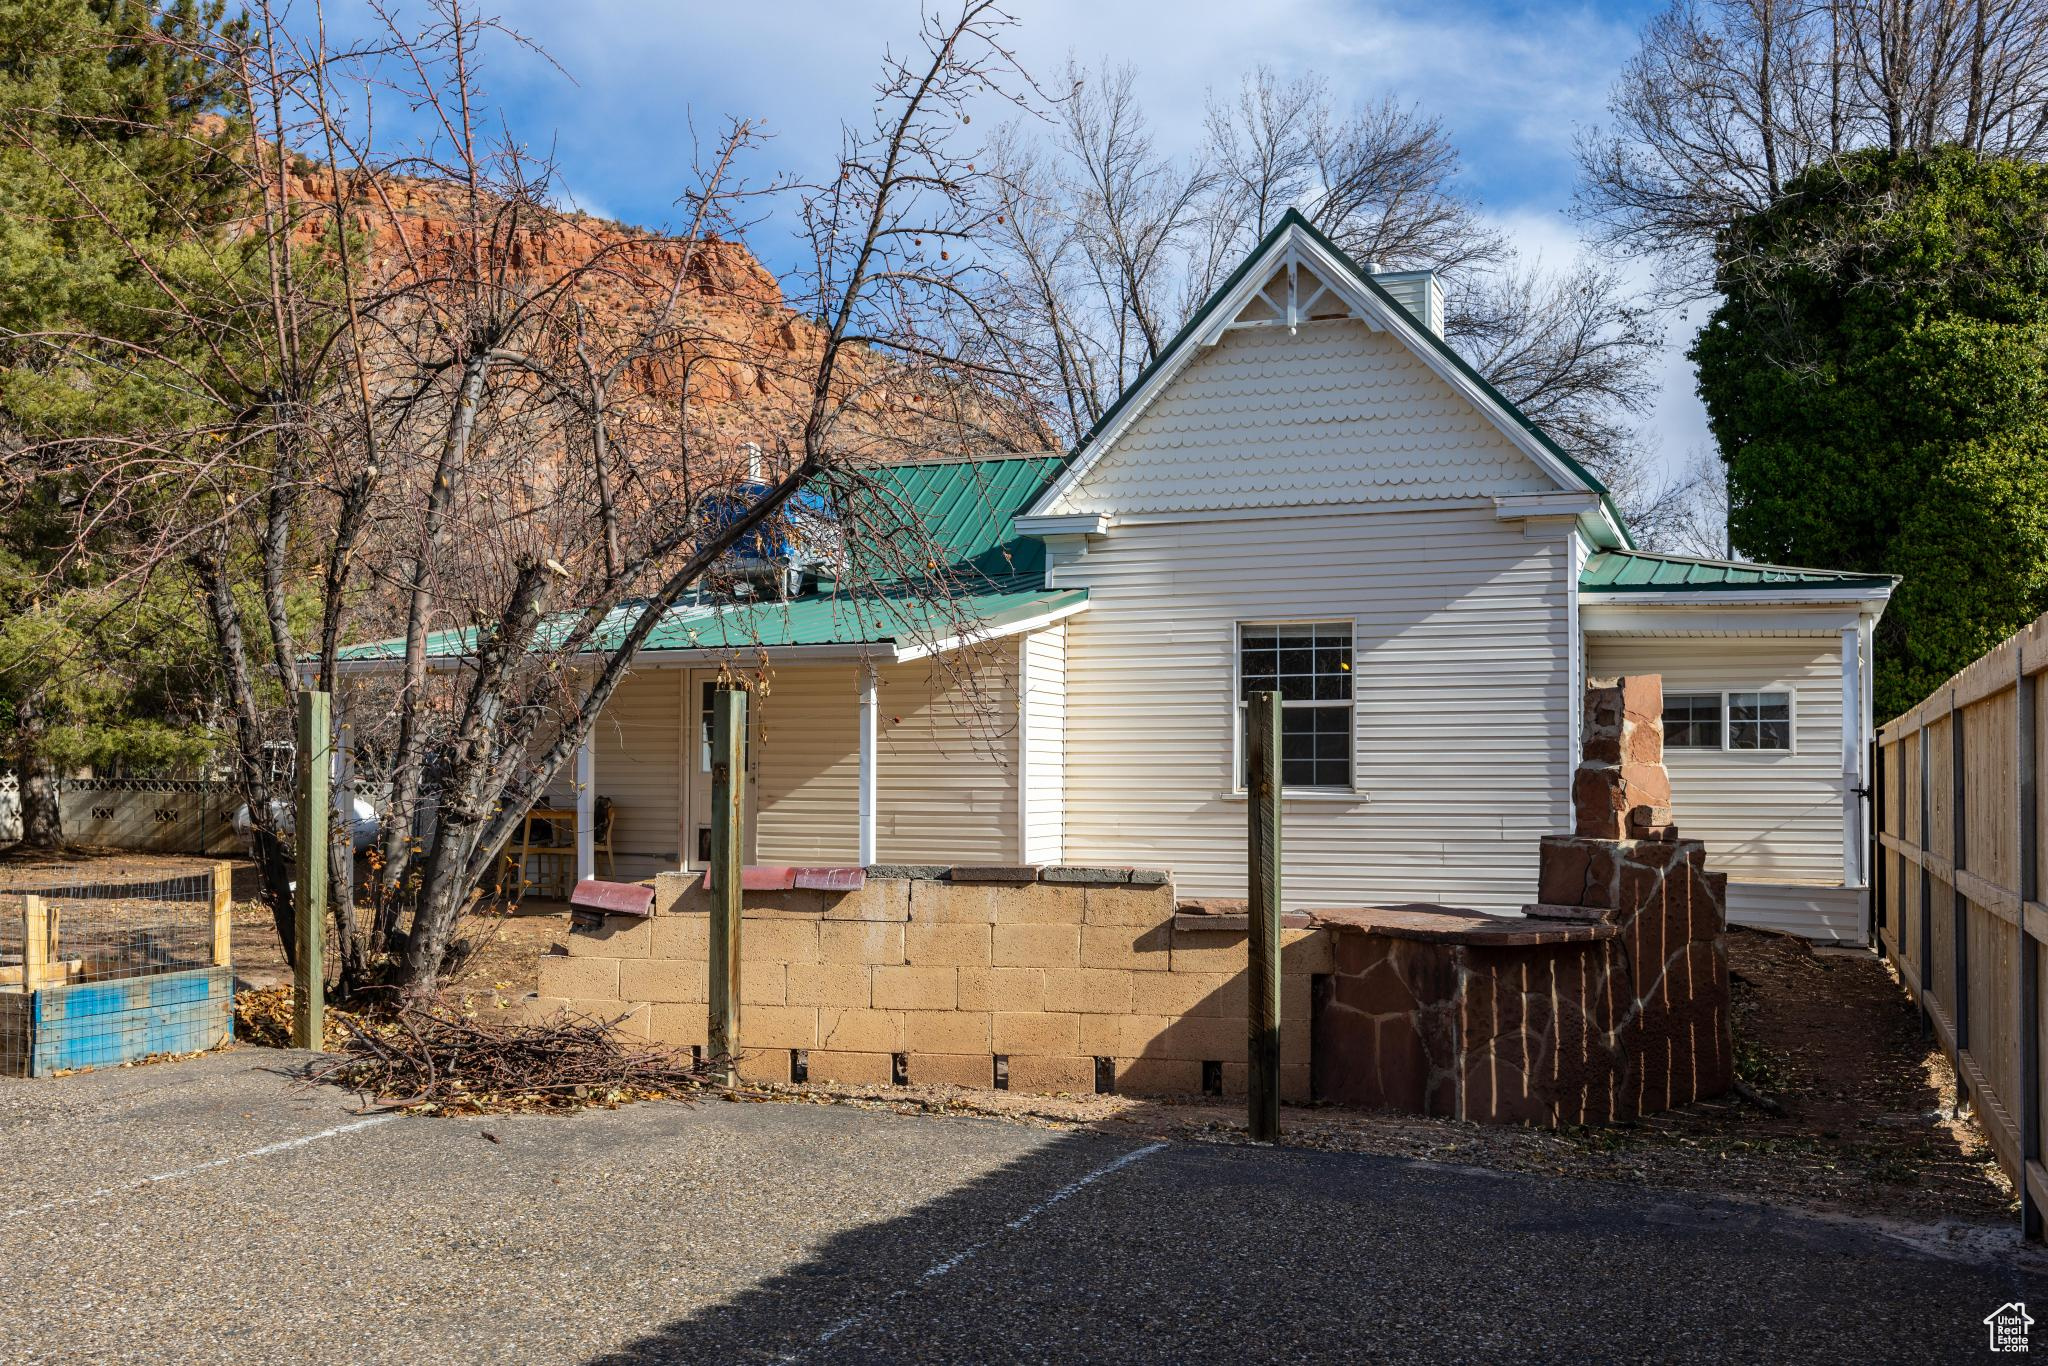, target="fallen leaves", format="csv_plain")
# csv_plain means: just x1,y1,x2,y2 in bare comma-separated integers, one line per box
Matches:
231,987,365,1051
